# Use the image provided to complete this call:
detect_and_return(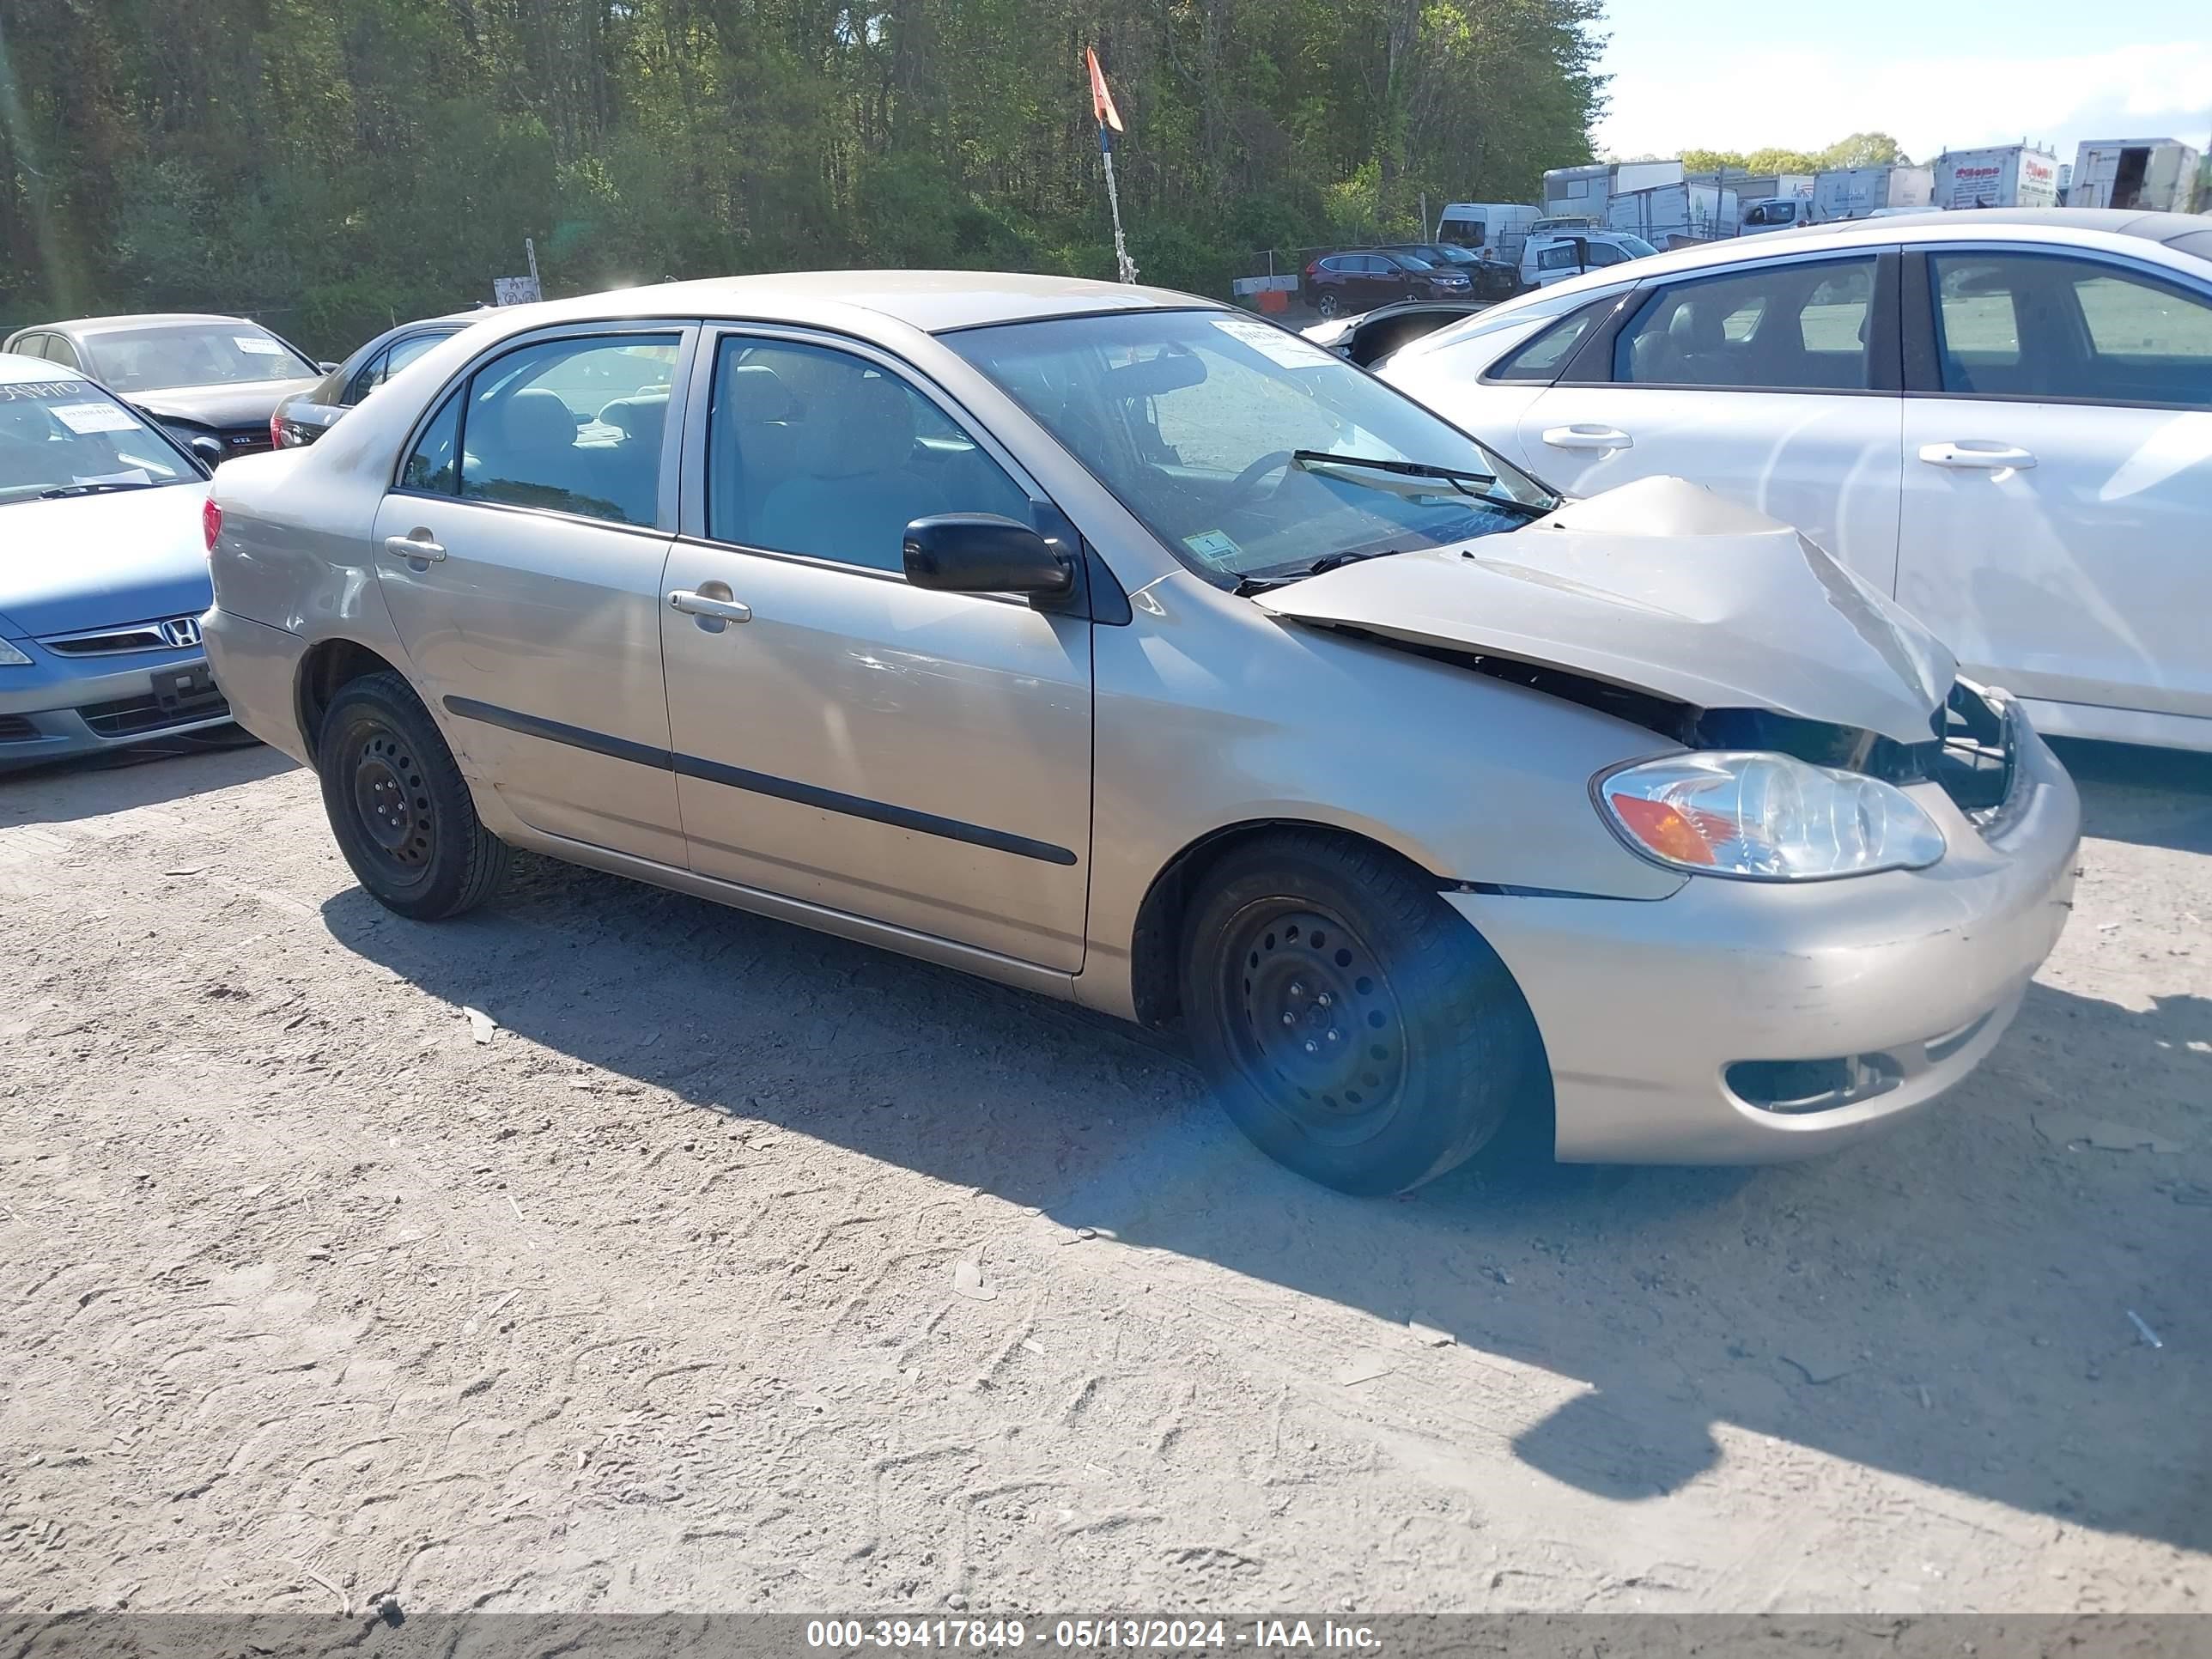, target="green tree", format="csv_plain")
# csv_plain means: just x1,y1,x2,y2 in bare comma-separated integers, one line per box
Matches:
0,0,1606,346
